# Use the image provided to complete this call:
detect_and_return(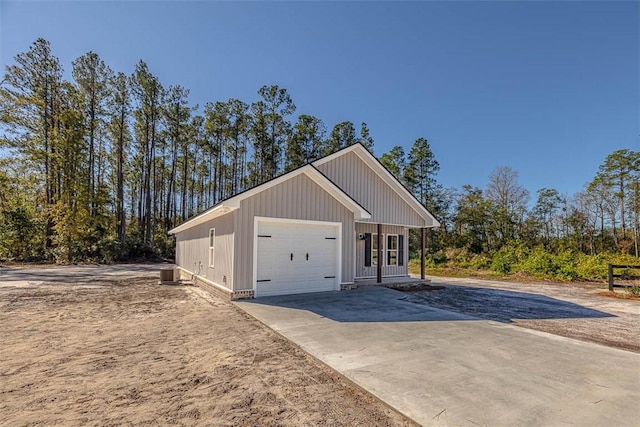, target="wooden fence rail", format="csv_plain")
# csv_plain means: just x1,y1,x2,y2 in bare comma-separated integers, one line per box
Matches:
608,264,640,291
